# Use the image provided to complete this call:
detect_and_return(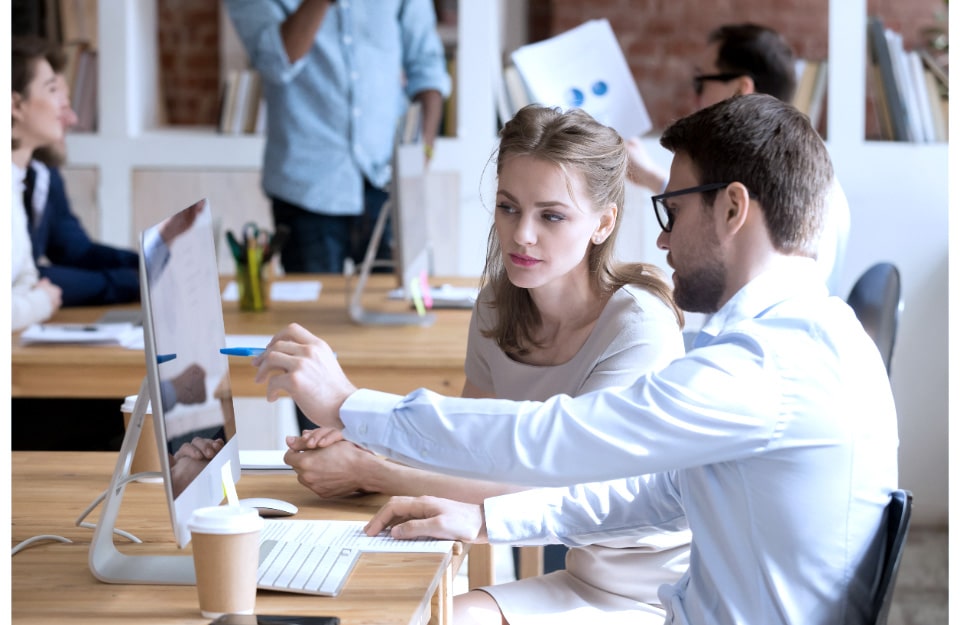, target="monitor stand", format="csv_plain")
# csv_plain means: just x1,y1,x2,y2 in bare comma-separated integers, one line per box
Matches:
88,377,196,585
347,194,436,327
